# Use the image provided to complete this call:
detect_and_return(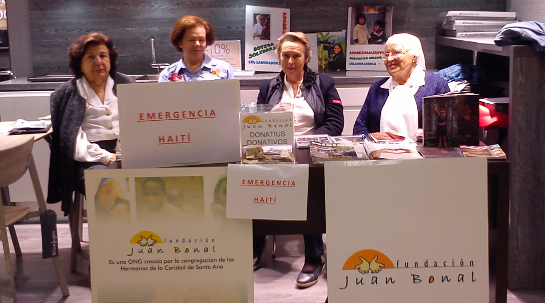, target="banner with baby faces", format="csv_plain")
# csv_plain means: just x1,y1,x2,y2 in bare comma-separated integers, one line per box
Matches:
226,163,309,220
85,166,253,303
324,158,489,302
